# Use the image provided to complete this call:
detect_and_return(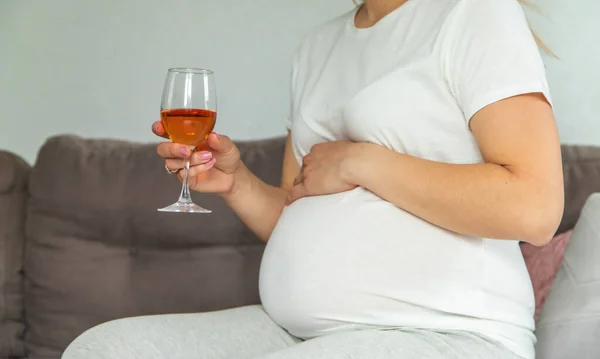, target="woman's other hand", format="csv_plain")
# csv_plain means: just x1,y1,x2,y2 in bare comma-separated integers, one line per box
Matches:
286,141,359,204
